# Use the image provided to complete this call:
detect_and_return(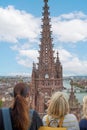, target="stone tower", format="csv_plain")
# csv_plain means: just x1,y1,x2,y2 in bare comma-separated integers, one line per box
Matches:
69,80,82,121
31,0,63,114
